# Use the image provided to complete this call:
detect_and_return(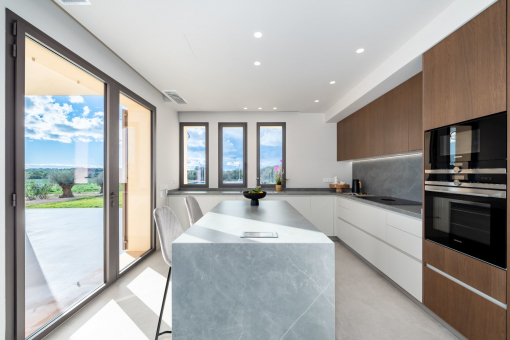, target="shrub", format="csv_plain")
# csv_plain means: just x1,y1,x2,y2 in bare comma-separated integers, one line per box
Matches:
25,181,52,200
